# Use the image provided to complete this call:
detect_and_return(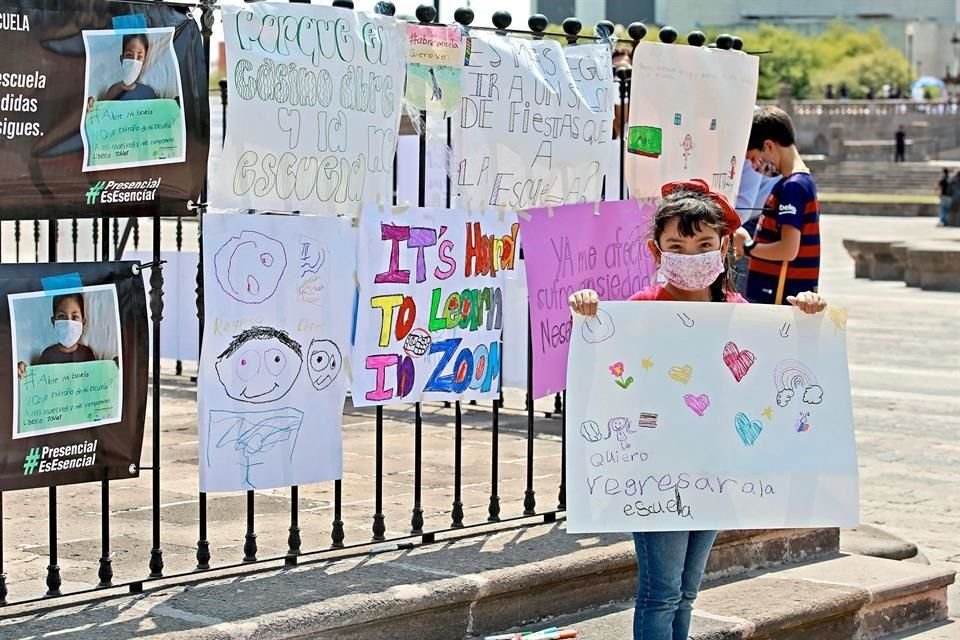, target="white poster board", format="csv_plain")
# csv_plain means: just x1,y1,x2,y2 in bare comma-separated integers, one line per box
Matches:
127,250,200,363
352,205,518,406
566,301,858,533
199,213,355,492
211,3,406,215
625,43,758,202
452,34,614,208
